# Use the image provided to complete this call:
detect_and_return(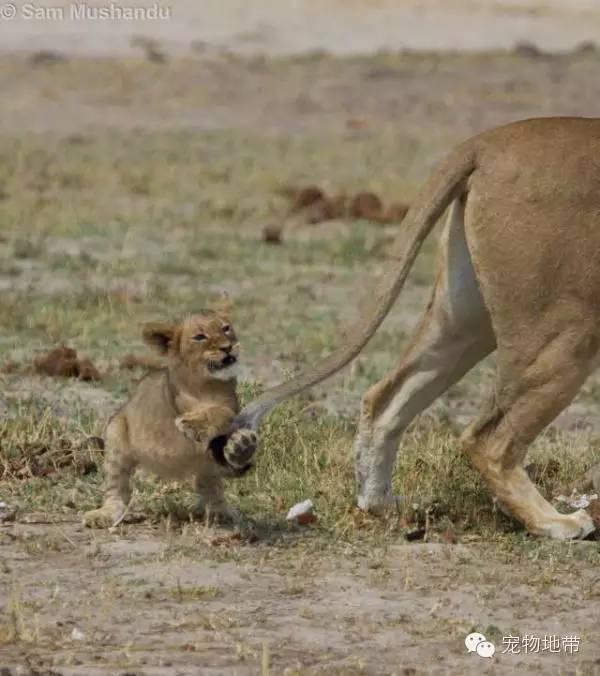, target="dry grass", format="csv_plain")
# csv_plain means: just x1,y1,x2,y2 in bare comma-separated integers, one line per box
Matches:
2,51,600,676
2,392,597,554
1,52,599,559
